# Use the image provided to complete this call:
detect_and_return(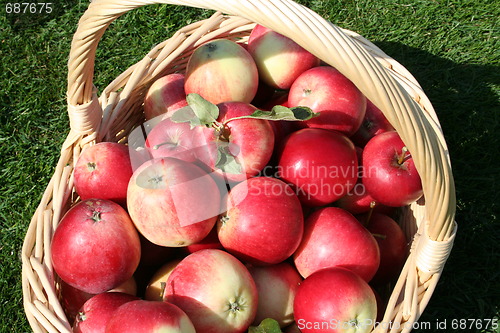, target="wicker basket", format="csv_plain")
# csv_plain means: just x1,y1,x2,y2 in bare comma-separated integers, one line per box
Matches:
21,1,457,332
